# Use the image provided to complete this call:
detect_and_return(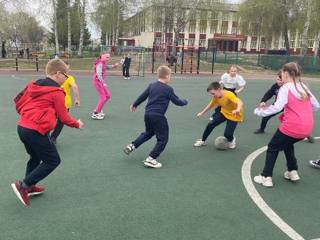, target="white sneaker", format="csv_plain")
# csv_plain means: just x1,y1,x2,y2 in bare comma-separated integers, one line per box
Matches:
143,157,162,168
228,137,236,149
209,117,213,121
254,175,273,187
91,112,105,120
124,143,135,155
194,139,206,147
284,170,300,182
